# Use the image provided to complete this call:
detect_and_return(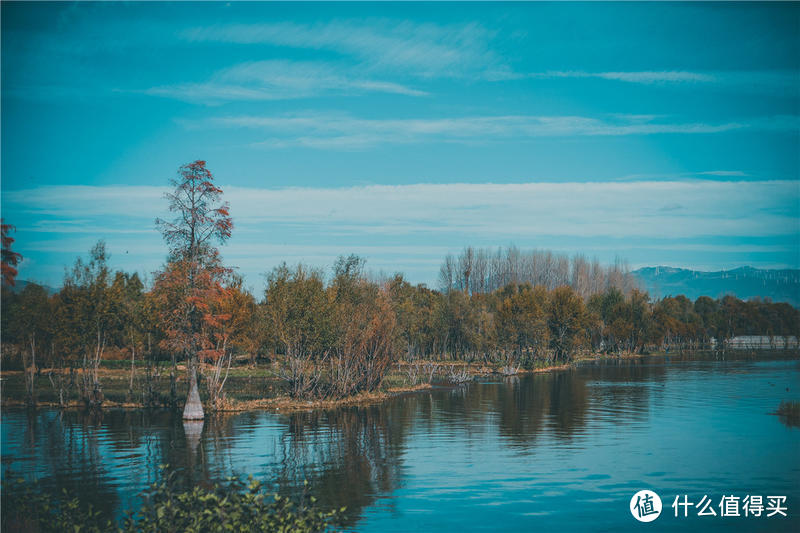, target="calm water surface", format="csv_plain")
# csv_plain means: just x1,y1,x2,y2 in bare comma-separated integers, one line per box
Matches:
3,355,799,531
